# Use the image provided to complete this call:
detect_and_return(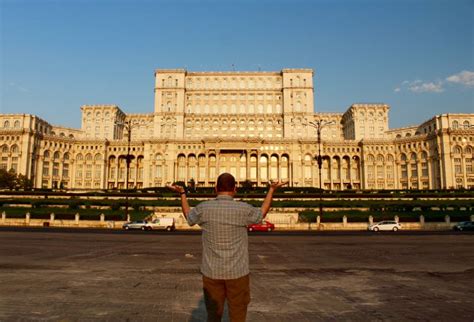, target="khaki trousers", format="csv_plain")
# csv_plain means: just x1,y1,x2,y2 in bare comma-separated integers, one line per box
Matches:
202,274,250,322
